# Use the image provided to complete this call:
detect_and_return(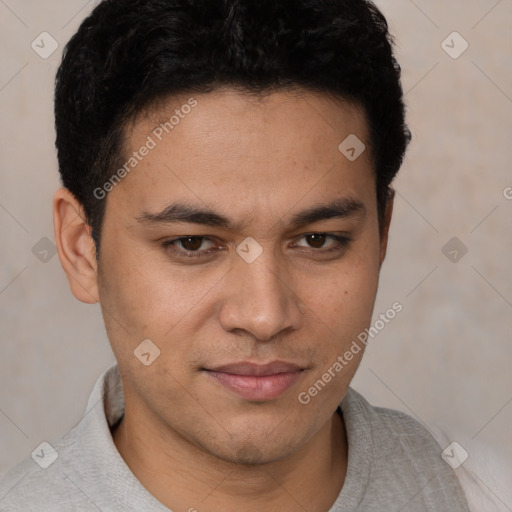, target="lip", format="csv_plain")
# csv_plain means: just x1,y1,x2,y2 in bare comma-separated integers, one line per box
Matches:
204,361,305,401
